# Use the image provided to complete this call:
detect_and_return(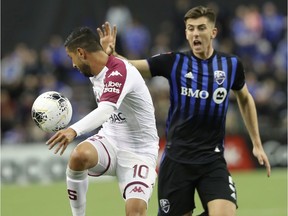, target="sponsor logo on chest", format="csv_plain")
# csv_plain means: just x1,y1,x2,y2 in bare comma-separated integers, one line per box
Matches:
181,87,209,99
109,112,127,123
180,70,228,104
103,81,122,94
